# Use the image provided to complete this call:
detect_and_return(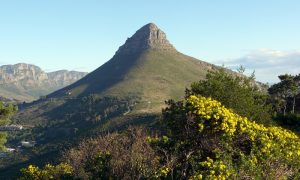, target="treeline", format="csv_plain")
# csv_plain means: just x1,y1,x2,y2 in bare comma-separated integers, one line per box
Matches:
269,74,300,115
268,74,300,131
18,70,300,179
